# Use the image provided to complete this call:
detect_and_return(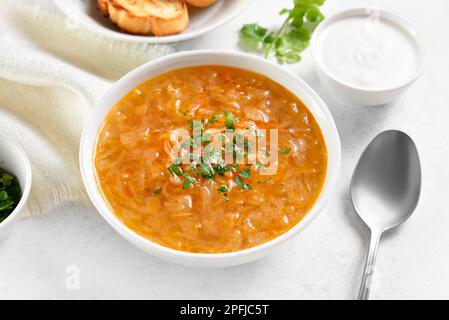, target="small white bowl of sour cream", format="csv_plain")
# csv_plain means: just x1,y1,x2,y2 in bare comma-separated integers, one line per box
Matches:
312,8,425,106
